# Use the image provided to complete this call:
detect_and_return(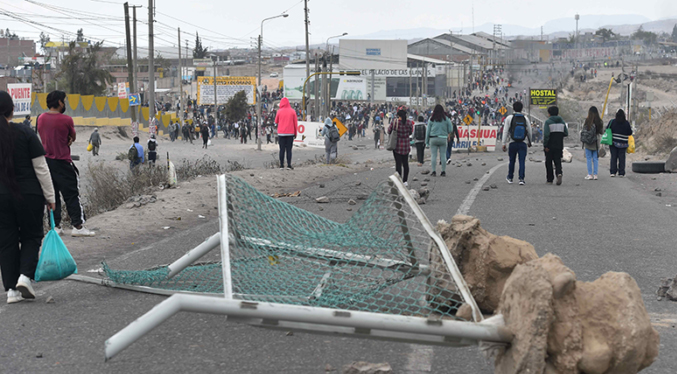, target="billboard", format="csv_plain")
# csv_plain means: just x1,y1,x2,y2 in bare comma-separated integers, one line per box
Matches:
7,83,32,116
283,65,367,102
338,39,408,70
530,89,557,108
197,76,256,106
